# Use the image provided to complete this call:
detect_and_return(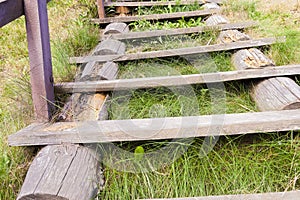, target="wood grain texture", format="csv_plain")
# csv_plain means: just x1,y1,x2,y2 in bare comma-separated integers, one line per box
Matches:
104,0,222,7
55,65,300,93
0,0,23,27
103,22,129,35
92,9,220,24
24,0,55,121
80,61,118,81
232,48,275,70
93,39,126,55
102,21,257,40
141,190,300,200
217,29,251,44
70,37,285,64
17,144,102,200
205,14,228,26
251,77,300,111
203,2,220,9
8,109,300,146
